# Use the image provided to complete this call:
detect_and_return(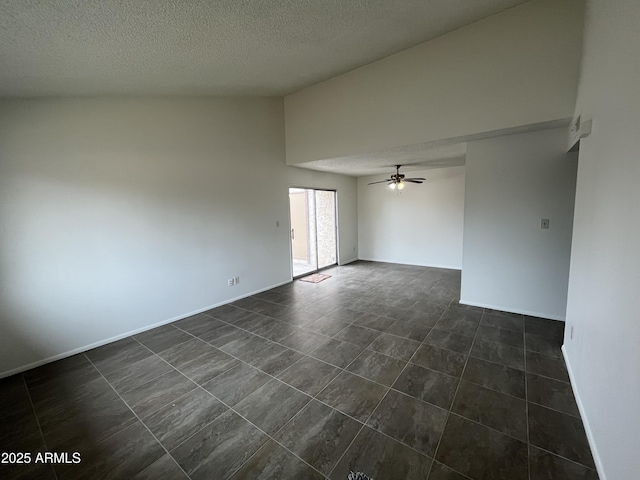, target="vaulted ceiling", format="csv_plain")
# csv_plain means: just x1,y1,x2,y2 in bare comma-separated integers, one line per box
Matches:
0,0,529,97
